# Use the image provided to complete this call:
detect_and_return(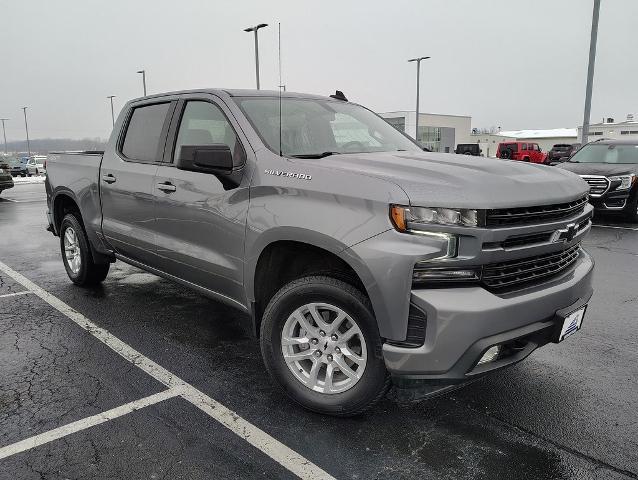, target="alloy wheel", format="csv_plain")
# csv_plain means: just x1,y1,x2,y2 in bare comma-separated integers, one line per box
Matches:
281,302,367,394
